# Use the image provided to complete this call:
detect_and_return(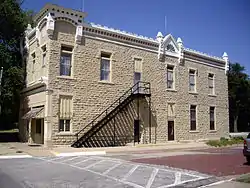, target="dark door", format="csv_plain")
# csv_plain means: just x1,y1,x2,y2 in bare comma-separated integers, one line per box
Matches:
168,121,174,141
134,119,140,143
